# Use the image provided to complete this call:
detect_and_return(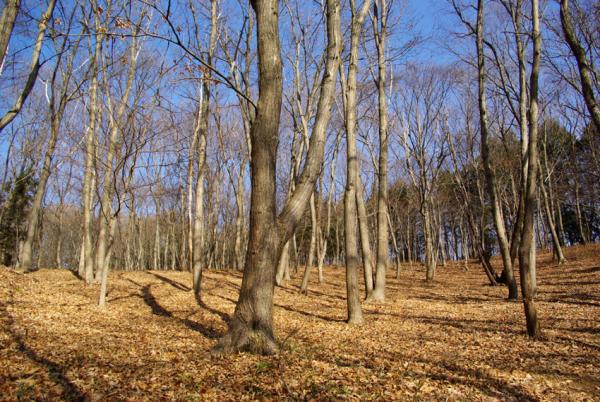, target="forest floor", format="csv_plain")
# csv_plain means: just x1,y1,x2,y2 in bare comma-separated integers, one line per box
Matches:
1,245,599,401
